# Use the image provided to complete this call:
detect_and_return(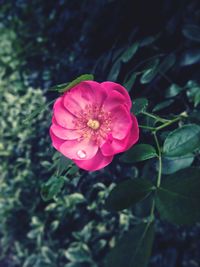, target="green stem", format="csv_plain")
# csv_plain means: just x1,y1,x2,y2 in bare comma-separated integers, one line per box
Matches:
142,111,169,123
155,116,180,132
139,125,156,130
153,132,162,187
142,113,187,221
149,199,155,221
140,115,183,132
148,132,162,221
